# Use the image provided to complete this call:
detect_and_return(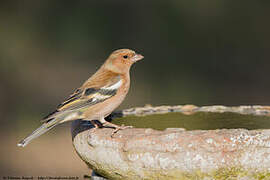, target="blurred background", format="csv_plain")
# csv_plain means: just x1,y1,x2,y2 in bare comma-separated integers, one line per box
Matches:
1,0,270,178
